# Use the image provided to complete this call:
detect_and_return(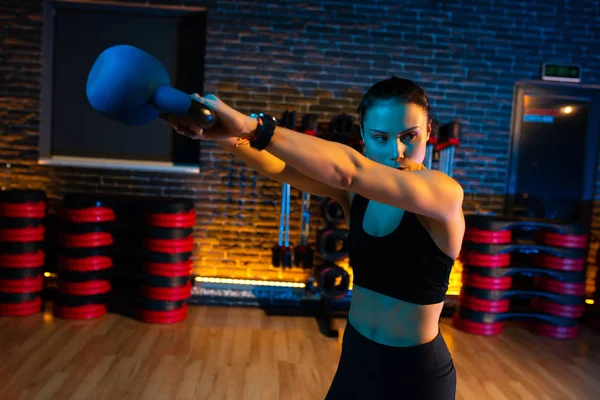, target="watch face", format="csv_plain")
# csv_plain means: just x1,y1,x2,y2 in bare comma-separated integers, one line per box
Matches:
253,113,277,125
262,113,277,125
